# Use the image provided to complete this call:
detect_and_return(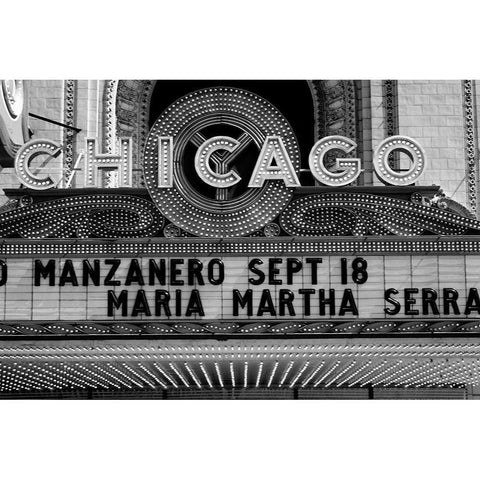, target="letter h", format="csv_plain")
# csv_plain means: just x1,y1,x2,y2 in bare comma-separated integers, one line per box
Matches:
84,137,132,187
